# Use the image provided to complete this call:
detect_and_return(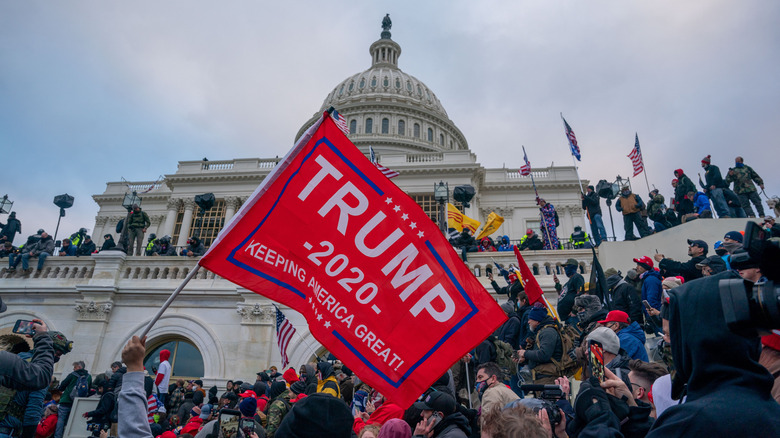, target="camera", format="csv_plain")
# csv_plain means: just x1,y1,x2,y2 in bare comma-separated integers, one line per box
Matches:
520,384,564,426
719,221,780,337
